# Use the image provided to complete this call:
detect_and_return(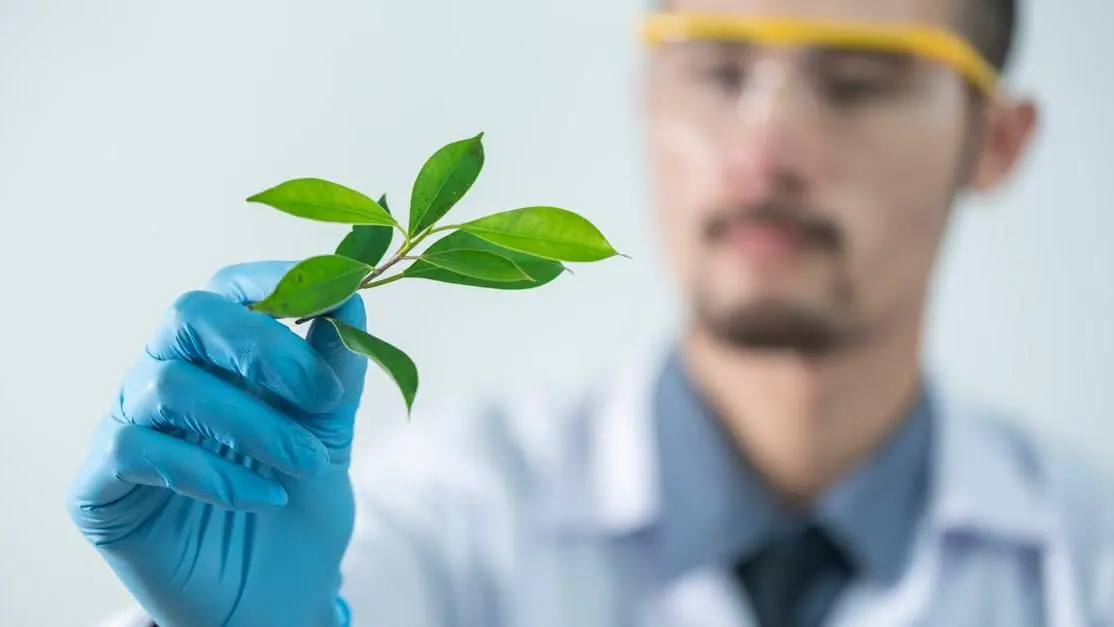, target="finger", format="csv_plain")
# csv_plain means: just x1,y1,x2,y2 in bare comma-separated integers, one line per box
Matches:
147,289,343,414
72,420,288,513
119,355,330,477
202,260,302,305
306,295,369,410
